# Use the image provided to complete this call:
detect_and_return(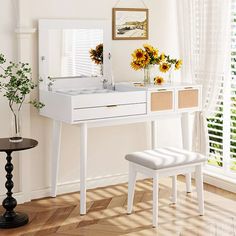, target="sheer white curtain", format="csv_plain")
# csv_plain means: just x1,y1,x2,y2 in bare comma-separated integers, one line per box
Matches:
176,0,231,153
